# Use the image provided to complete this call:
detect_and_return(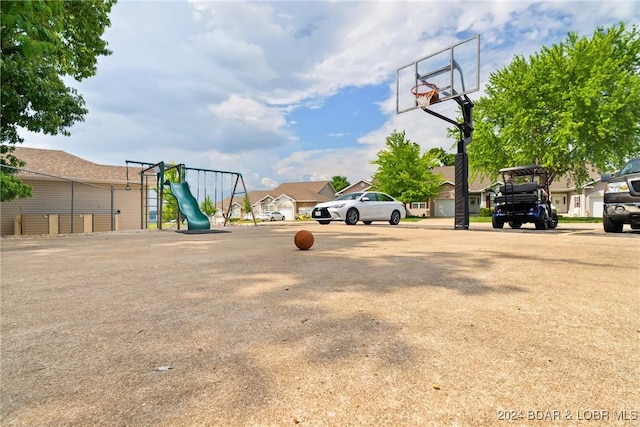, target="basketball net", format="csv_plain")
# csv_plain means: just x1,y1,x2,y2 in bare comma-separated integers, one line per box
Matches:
412,83,438,109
